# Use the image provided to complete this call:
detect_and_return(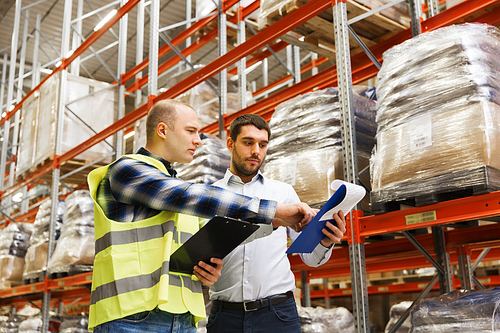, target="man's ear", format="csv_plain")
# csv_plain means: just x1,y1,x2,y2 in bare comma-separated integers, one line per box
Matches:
157,122,168,139
227,137,234,152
